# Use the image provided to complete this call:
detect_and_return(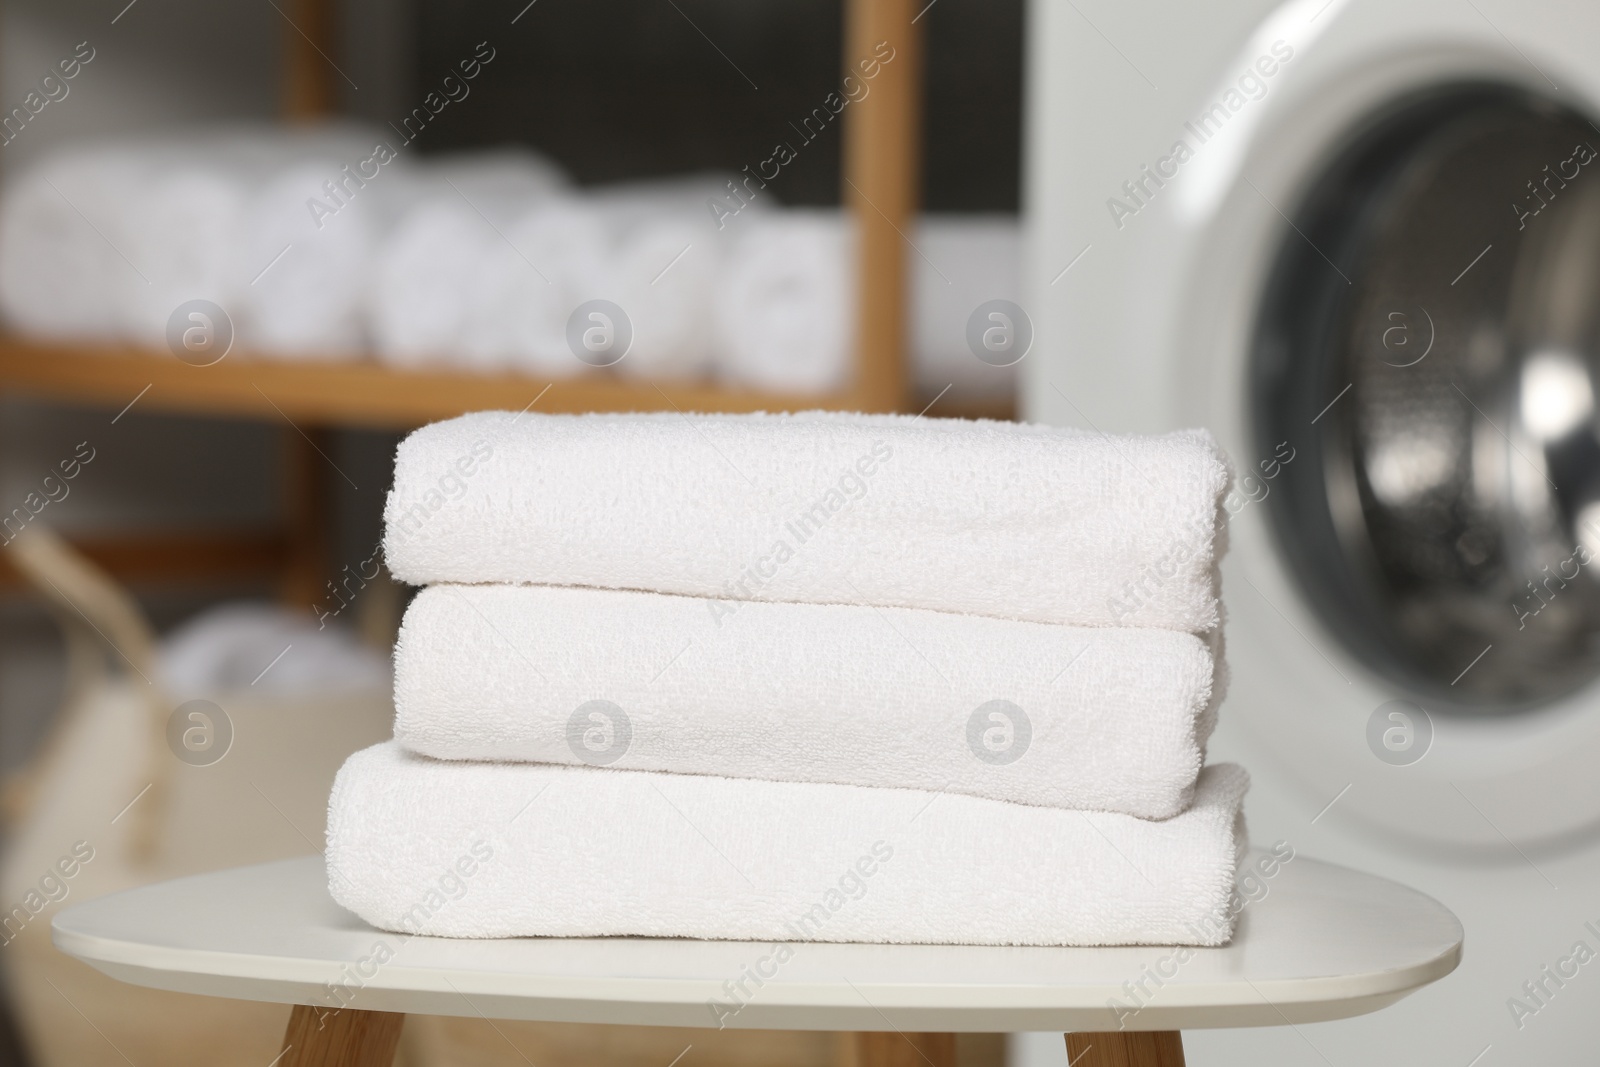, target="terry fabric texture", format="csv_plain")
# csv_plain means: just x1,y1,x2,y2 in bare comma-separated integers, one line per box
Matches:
382,410,1230,632
326,742,1250,946
394,583,1217,819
